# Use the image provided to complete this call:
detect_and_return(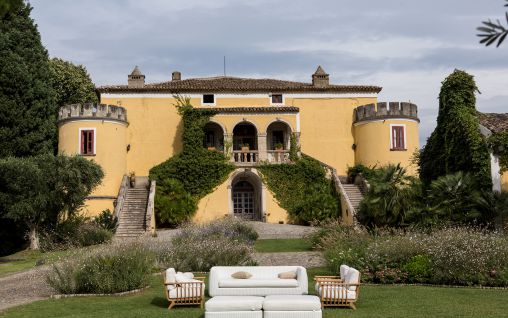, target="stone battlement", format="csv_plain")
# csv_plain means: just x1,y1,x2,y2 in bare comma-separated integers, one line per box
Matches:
354,102,418,123
58,103,127,122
